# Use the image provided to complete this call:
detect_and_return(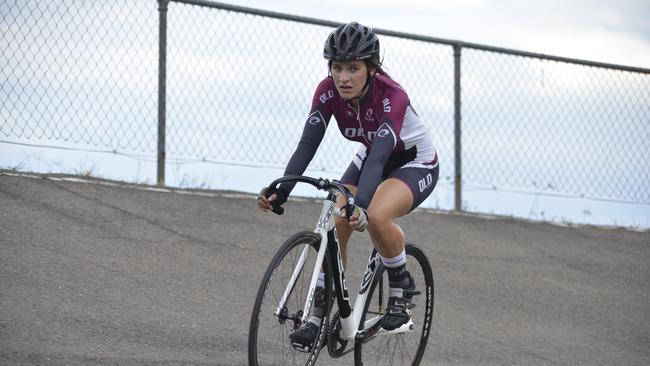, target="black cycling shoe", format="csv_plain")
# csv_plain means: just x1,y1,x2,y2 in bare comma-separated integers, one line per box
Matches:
380,297,415,330
289,320,320,352
380,276,416,331
289,285,332,352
